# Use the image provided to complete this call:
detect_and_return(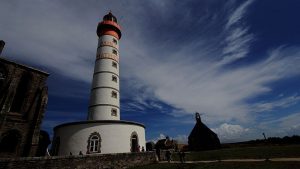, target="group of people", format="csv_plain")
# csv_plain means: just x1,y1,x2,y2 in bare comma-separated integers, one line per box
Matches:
156,148,186,163
134,146,145,152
